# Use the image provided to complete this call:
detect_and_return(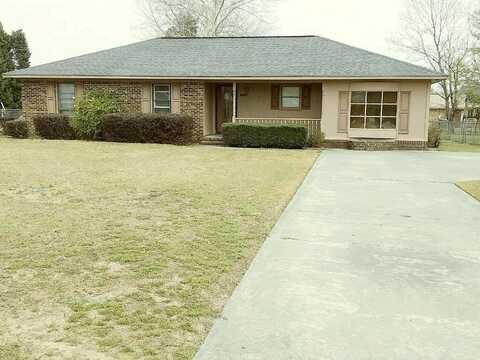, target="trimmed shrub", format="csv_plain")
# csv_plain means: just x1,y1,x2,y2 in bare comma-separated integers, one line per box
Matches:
4,118,29,138
308,131,325,147
71,90,123,139
98,113,194,144
33,114,76,140
223,123,307,149
428,125,442,148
